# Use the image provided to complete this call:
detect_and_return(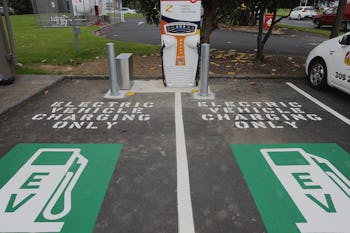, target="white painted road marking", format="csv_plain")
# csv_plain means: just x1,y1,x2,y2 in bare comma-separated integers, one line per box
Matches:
261,148,350,232
287,82,350,125
0,148,88,232
175,92,195,233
